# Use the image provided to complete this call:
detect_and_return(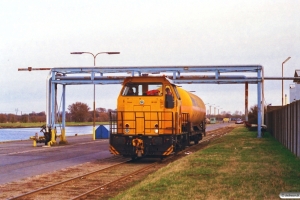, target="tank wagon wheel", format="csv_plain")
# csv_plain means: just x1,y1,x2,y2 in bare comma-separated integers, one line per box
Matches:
182,134,189,149
194,134,203,144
